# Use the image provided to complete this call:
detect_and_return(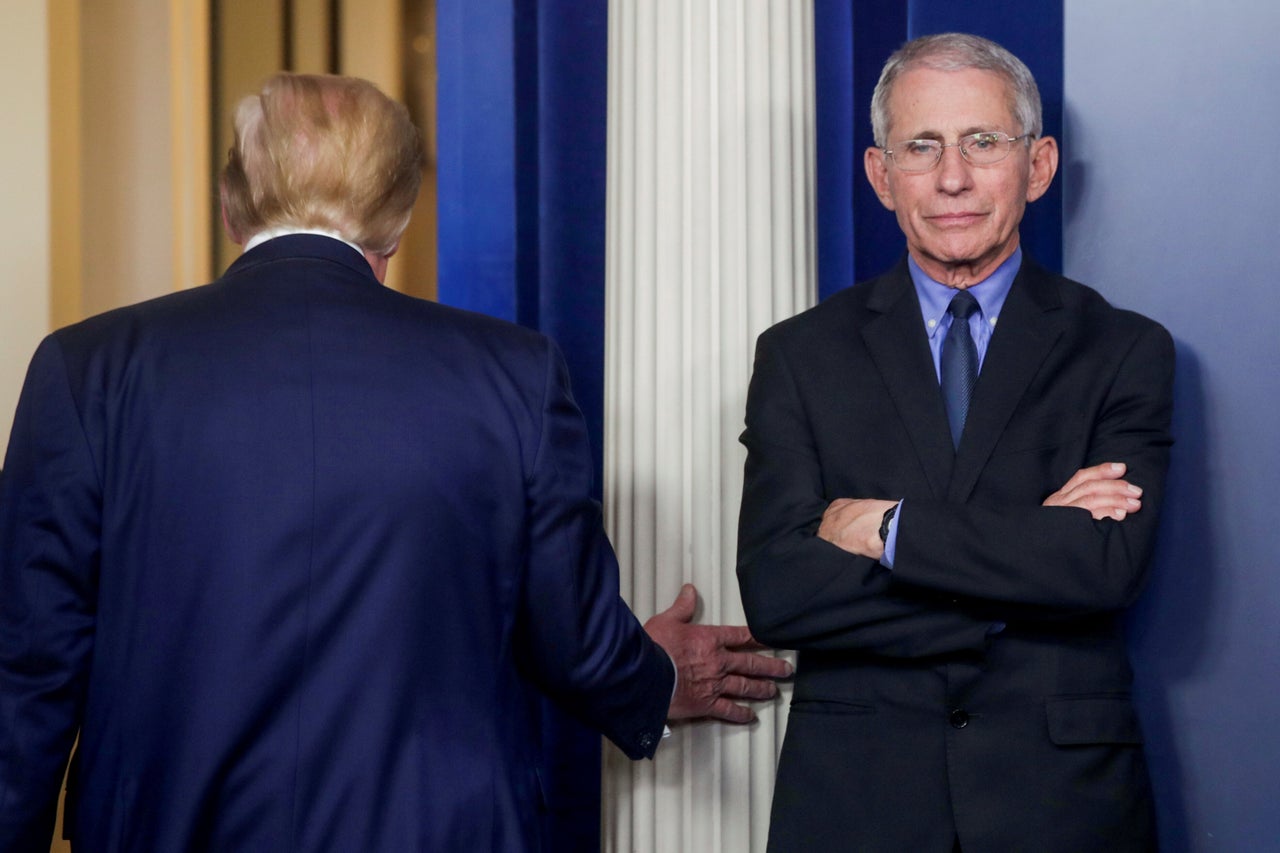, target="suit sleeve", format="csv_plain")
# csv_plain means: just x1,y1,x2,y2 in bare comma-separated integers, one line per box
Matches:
892,322,1175,615
514,342,673,760
0,337,100,850
737,330,1000,657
